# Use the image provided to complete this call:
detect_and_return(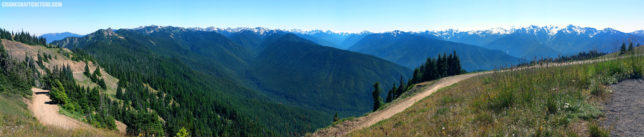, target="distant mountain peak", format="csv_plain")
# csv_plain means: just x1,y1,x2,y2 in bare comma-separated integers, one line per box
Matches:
39,32,84,43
